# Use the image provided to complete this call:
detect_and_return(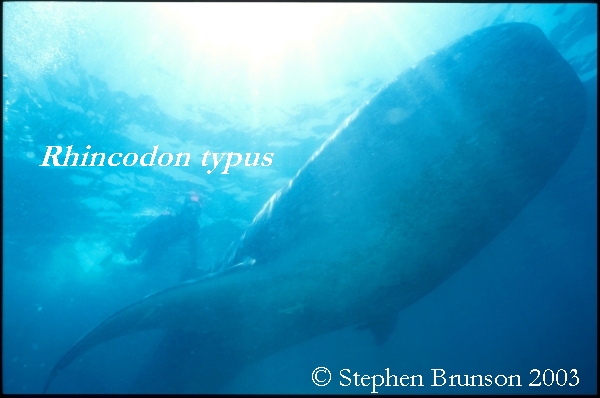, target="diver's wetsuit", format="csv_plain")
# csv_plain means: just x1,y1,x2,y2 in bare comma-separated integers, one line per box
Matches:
117,196,203,280
122,212,199,270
